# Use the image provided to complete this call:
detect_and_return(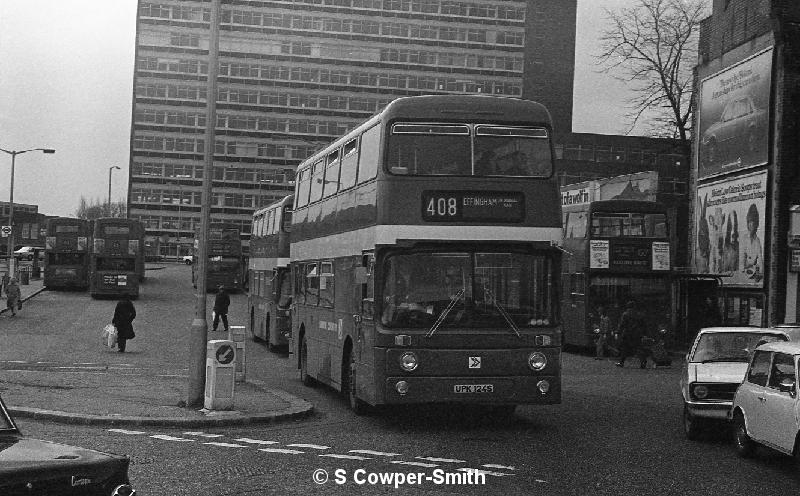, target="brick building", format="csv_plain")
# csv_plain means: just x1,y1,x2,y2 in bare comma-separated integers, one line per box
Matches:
691,0,800,326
